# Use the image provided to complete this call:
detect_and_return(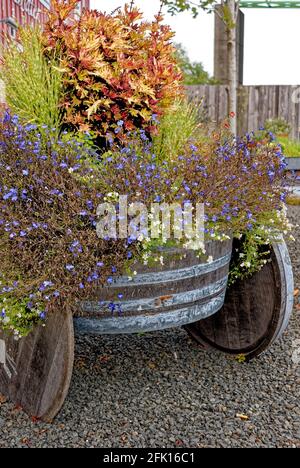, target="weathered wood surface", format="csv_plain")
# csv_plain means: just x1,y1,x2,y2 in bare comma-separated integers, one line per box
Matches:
185,241,294,360
187,85,300,140
286,157,300,171
0,310,74,421
74,240,233,335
